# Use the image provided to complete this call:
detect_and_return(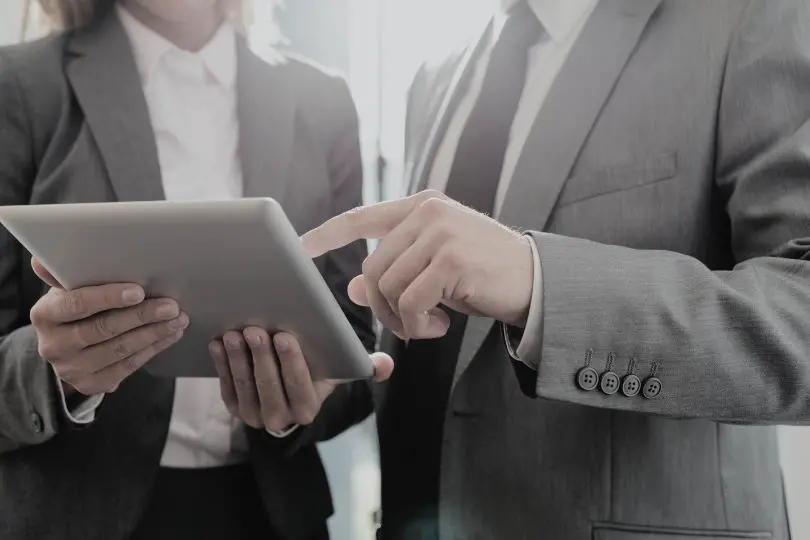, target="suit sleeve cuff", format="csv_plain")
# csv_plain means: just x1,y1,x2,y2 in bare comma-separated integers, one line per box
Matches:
53,365,104,425
266,424,300,438
503,234,544,369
